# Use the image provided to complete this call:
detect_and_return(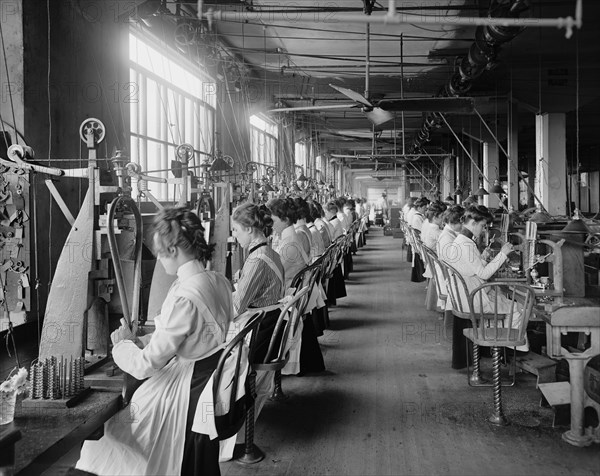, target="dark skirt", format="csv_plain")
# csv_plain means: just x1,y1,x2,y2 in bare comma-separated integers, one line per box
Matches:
181,351,223,476
343,252,353,278
411,253,426,283
300,315,325,374
406,244,413,263
312,305,330,336
249,308,282,364
451,316,473,370
327,265,347,305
